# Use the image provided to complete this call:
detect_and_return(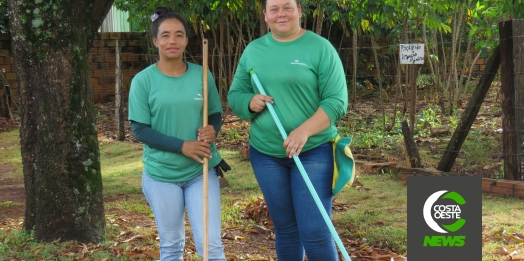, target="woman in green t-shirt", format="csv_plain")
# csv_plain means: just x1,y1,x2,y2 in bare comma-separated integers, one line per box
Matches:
128,7,226,261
